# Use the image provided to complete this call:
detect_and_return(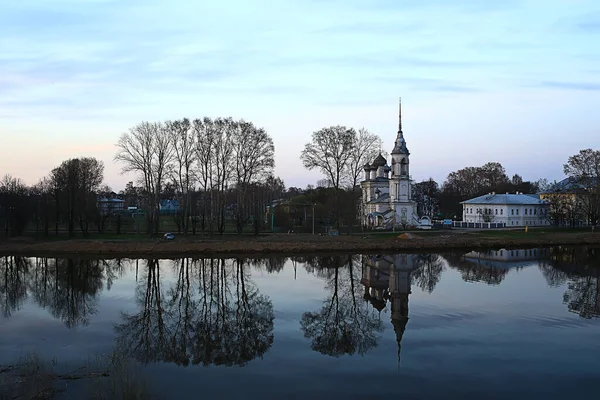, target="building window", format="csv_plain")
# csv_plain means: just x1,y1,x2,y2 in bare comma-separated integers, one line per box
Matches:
511,209,514,215
525,209,528,215
501,209,503,215
534,208,537,215
530,208,533,215
516,209,519,215
495,209,498,215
